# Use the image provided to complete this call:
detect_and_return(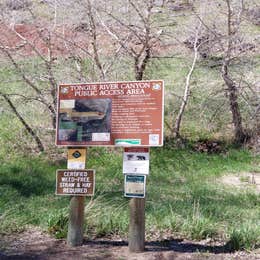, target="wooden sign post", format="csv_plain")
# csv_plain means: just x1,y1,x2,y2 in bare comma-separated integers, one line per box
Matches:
56,80,164,251
129,197,145,252
56,167,95,246
66,148,87,247
123,147,149,252
67,195,85,246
